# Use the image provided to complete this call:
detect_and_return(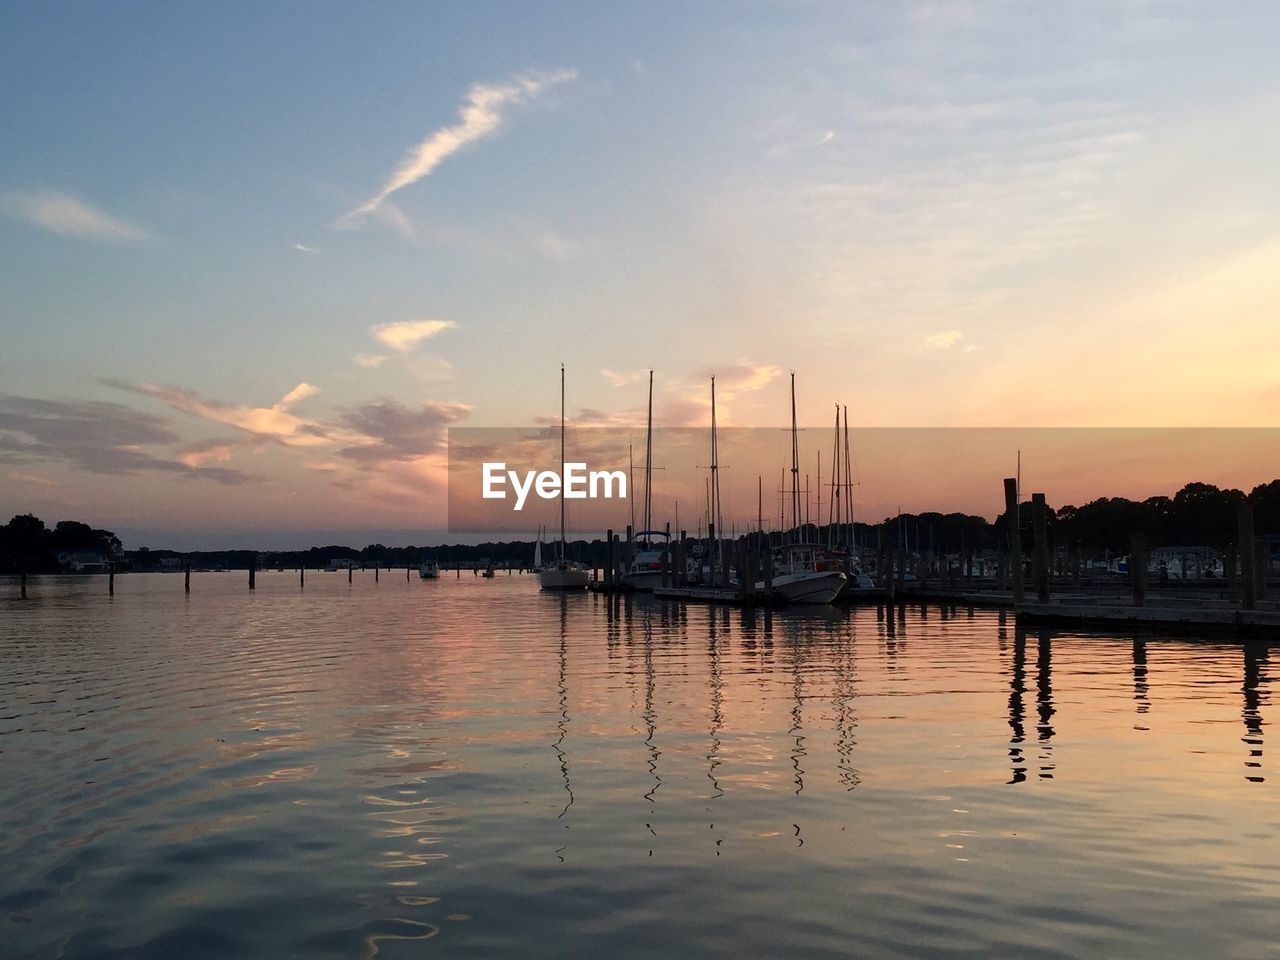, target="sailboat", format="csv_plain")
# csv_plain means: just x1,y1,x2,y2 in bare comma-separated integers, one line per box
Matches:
758,373,846,604
621,371,672,591
538,365,590,591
